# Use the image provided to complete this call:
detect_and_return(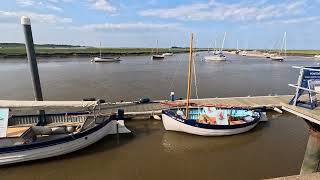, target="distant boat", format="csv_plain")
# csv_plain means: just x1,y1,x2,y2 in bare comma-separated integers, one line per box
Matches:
271,32,286,62
162,33,264,136
235,40,241,54
241,51,247,56
92,57,121,63
204,32,227,61
314,55,320,59
270,56,284,61
152,54,165,60
162,52,173,56
204,53,226,61
91,42,121,63
152,40,165,60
